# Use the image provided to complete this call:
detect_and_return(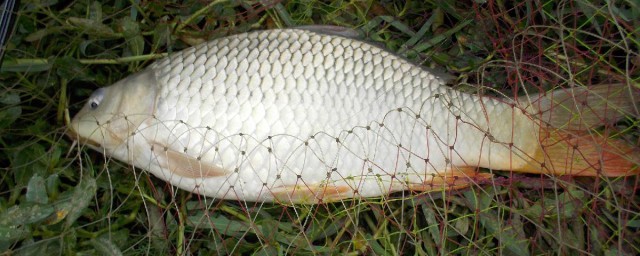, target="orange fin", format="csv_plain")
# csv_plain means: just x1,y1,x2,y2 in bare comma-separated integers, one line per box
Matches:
270,184,353,204
407,167,493,192
517,129,639,176
151,142,230,178
519,84,640,176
